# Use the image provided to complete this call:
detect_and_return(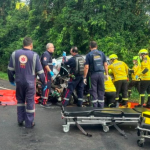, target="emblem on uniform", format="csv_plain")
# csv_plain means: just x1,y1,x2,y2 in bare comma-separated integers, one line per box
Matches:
44,57,47,61
19,55,28,68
